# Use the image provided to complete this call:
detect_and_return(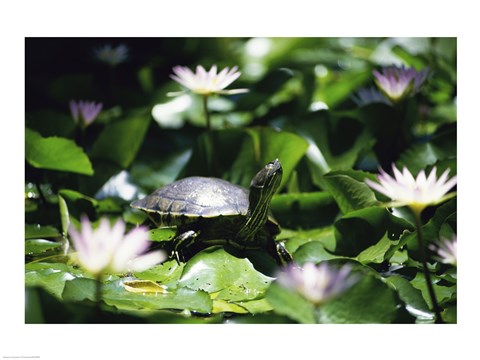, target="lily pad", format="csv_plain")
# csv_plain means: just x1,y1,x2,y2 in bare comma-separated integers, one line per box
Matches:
178,247,274,302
